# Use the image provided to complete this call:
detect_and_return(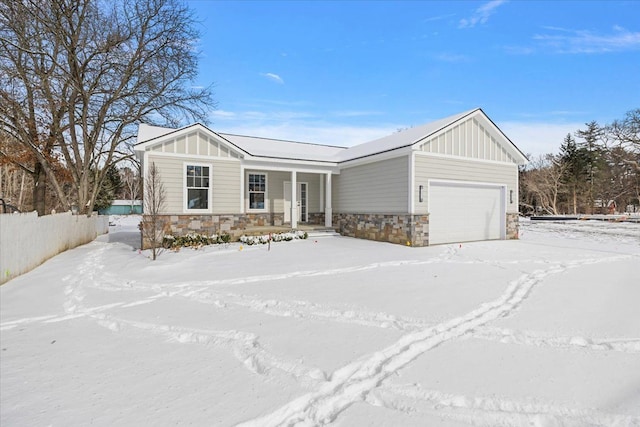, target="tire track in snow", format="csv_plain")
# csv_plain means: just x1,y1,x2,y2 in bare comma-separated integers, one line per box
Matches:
93,315,328,386
472,327,640,354
6,250,638,356
238,254,633,426
79,245,461,294
7,289,638,356
34,239,639,426
57,241,327,388
179,289,431,332
184,290,640,355
369,383,639,427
